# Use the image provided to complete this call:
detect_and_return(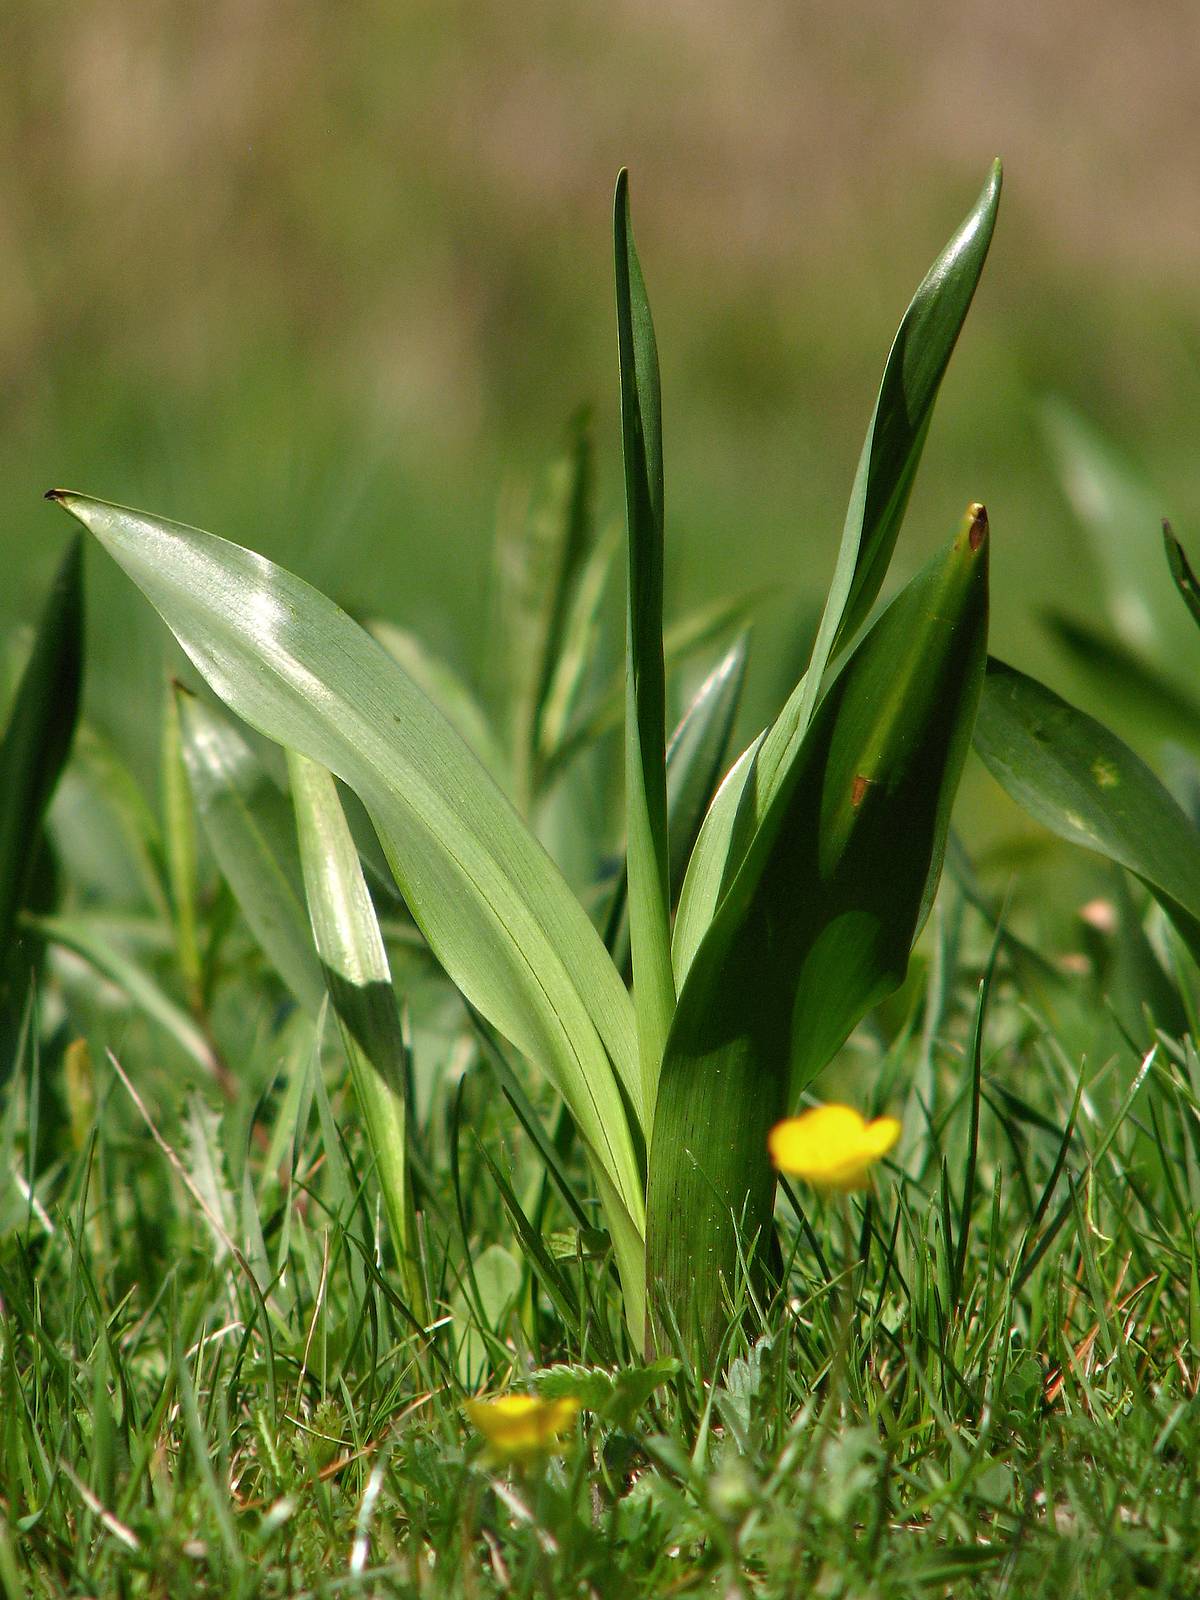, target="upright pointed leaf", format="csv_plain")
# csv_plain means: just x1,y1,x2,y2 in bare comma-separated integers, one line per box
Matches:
648,511,989,1361
676,164,1001,977
615,169,674,1118
178,691,325,1015
0,537,84,1014
974,657,1200,962
288,751,424,1315
607,636,749,973
48,490,646,1344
